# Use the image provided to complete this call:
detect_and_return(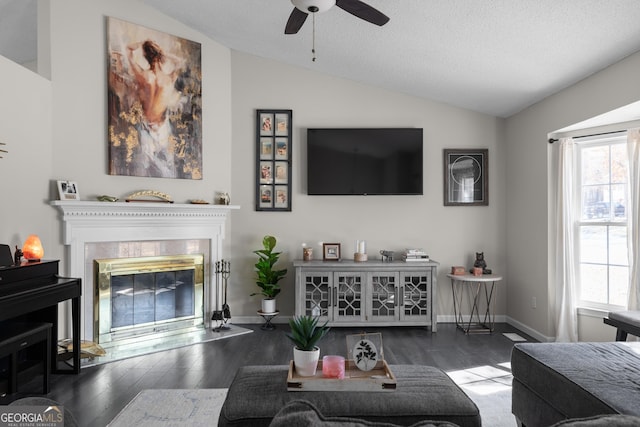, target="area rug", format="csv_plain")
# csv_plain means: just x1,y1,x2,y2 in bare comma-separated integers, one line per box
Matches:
107,388,228,427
